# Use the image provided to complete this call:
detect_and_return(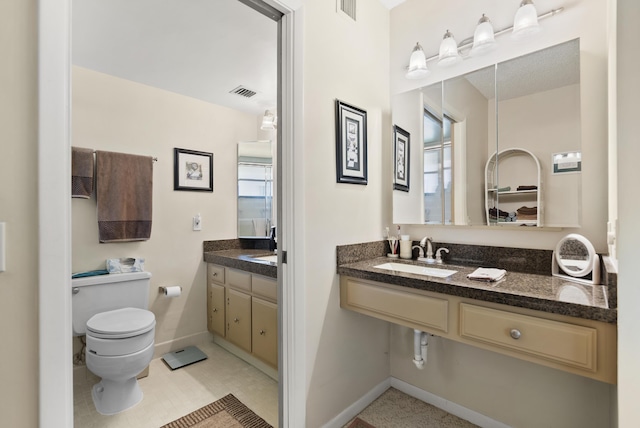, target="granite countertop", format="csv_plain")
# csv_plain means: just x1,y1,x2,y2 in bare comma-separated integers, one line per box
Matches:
204,249,277,278
338,257,616,324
